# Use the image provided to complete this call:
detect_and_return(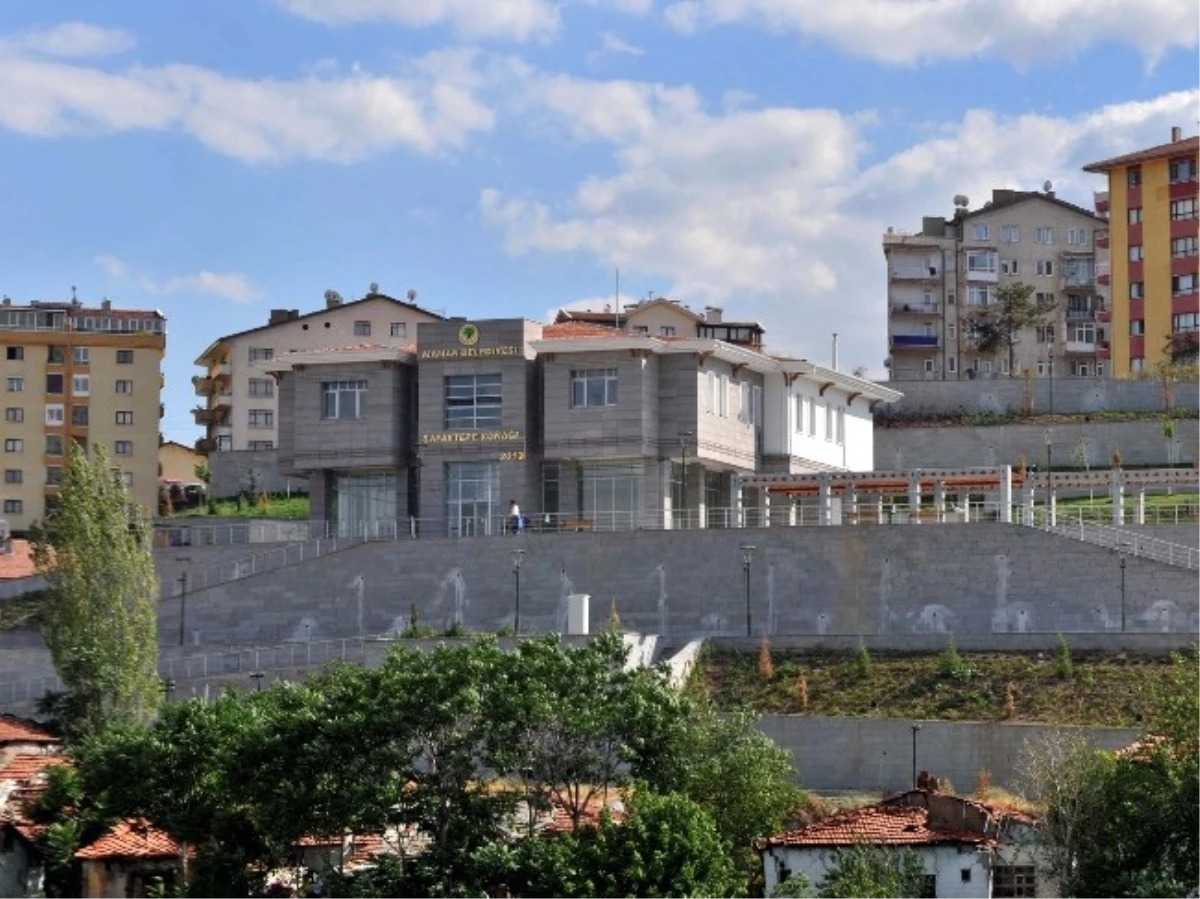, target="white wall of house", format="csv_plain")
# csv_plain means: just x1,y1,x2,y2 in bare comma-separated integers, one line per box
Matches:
761,844,991,899
762,376,877,471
